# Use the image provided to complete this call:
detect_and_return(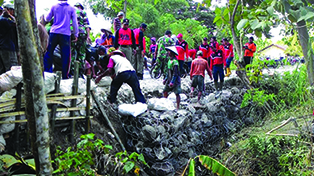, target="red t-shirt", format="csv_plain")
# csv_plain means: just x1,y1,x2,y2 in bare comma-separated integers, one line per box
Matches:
176,40,189,61
190,56,211,79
